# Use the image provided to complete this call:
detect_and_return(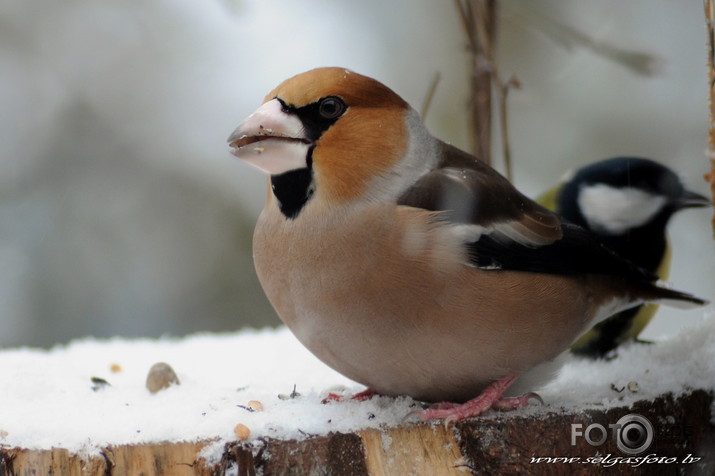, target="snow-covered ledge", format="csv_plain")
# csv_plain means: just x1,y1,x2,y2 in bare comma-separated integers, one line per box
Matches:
1,312,714,475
